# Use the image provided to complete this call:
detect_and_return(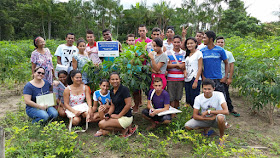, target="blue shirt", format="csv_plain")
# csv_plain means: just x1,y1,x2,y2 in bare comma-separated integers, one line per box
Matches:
23,79,51,109
93,90,111,105
201,46,227,79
